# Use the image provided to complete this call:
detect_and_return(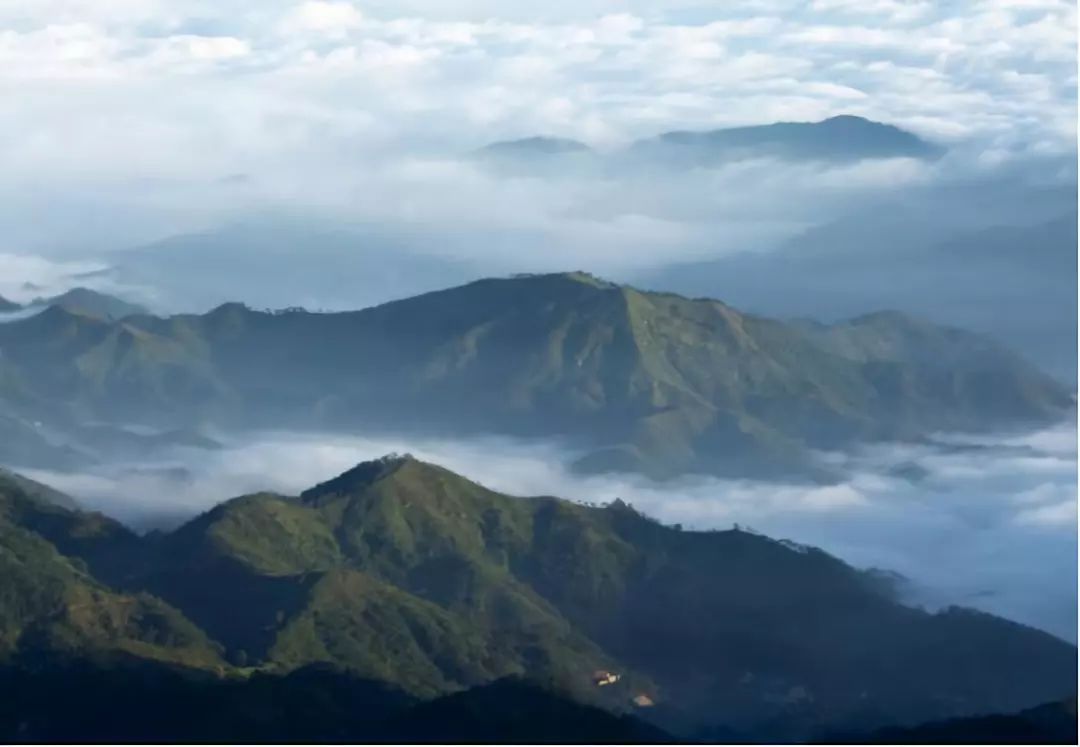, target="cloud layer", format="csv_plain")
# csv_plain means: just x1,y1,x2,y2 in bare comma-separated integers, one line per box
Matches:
0,1,1074,256
1,1,1074,162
